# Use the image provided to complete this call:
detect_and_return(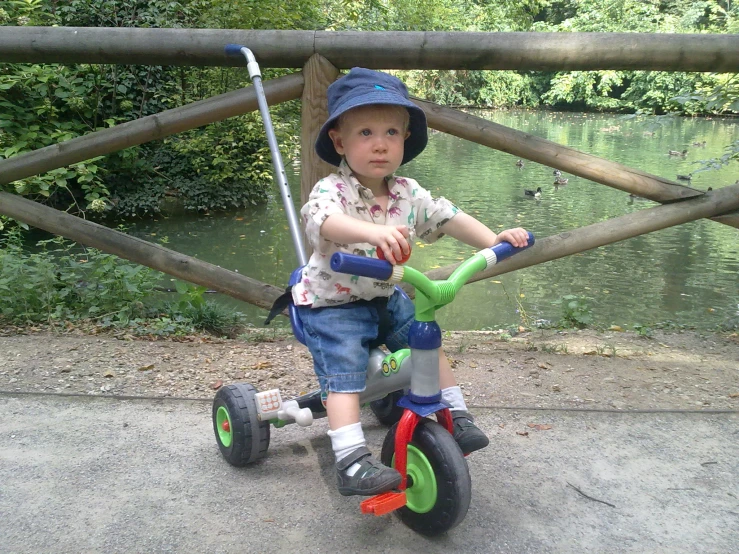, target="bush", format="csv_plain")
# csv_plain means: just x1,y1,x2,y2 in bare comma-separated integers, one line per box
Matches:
0,232,160,325
0,232,249,337
555,295,593,329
